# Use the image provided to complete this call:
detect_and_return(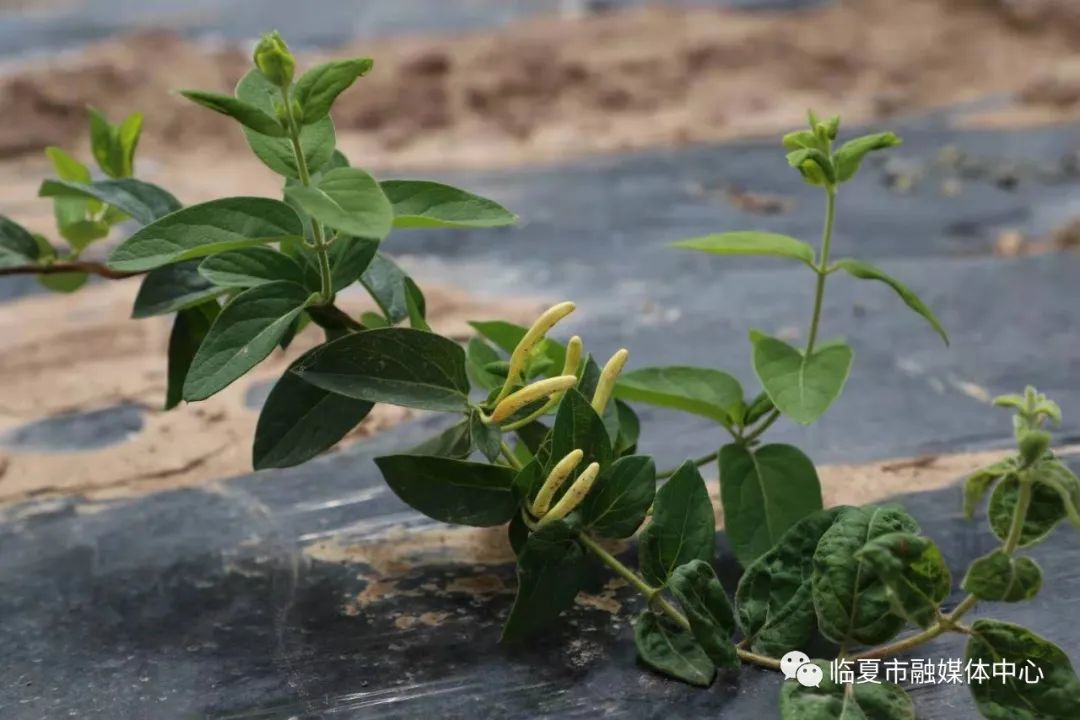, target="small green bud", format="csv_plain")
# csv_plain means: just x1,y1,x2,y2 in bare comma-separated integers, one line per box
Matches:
253,31,295,88
823,115,840,140
273,99,289,123
1018,429,1051,468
